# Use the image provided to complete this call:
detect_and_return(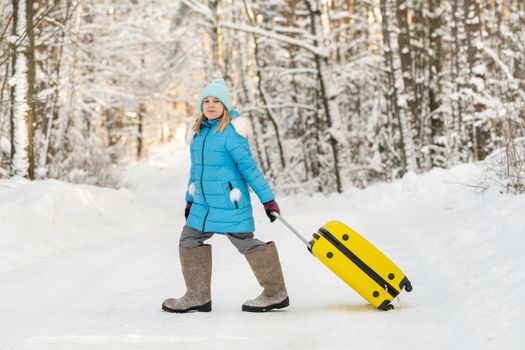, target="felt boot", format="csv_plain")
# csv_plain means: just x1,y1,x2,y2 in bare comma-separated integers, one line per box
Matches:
242,242,289,312
162,245,212,313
